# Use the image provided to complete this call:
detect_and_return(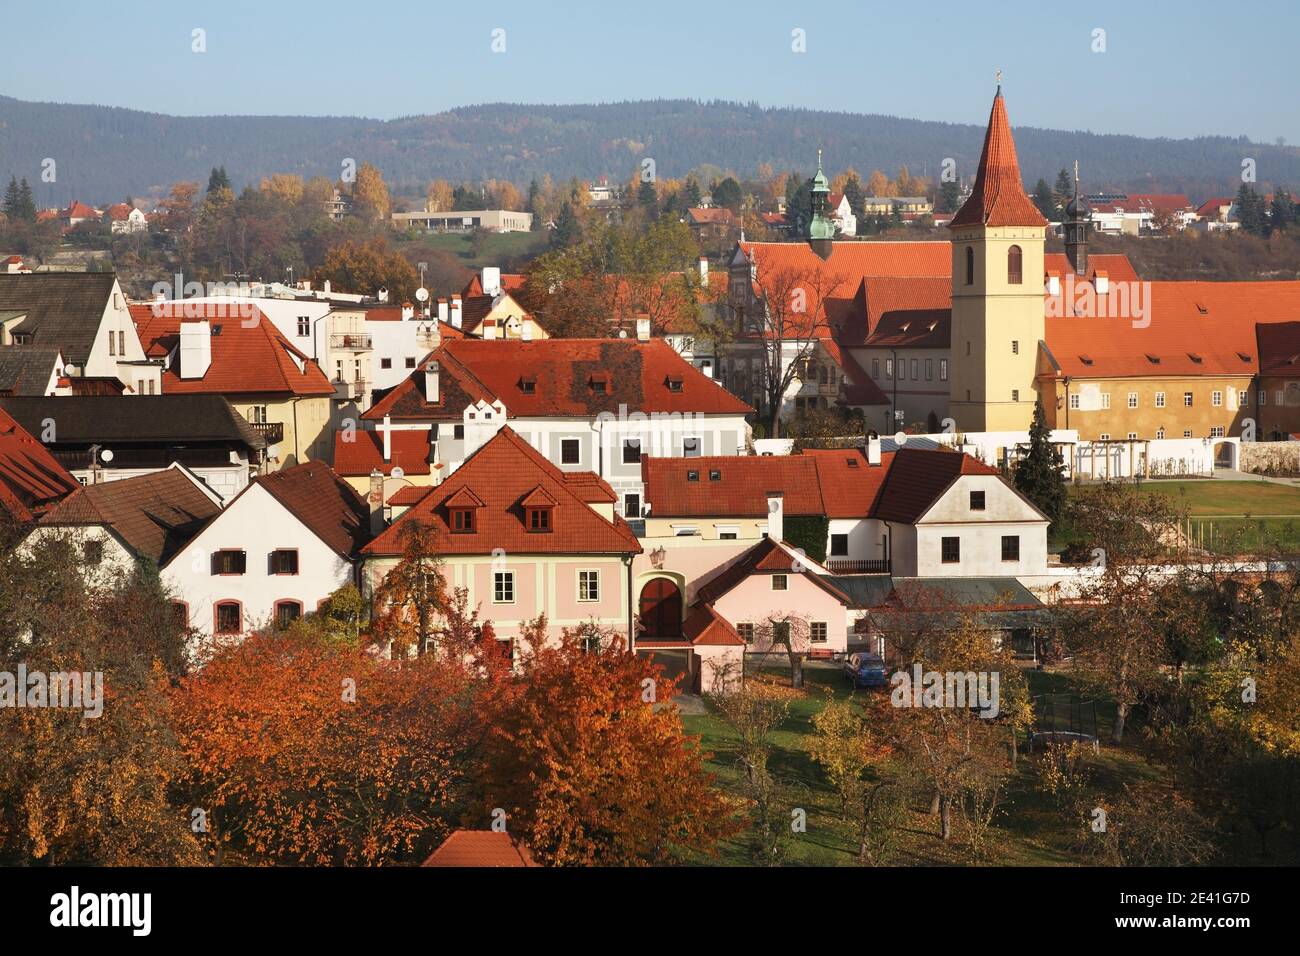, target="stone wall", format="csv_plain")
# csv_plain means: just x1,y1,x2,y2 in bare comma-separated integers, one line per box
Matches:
1240,441,1300,475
